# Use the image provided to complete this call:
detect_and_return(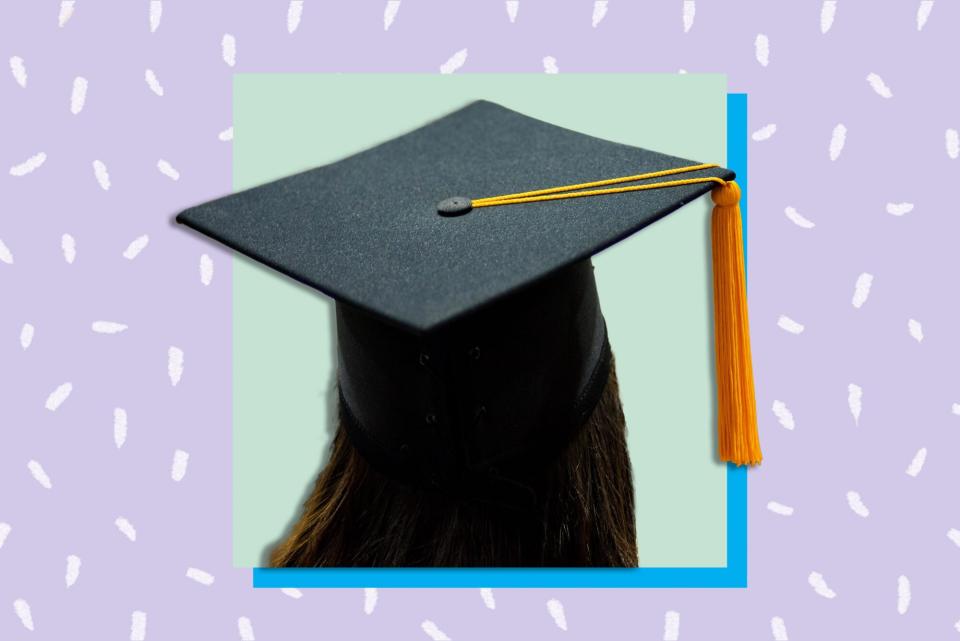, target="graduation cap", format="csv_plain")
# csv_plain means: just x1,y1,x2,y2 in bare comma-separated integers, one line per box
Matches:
176,100,760,500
